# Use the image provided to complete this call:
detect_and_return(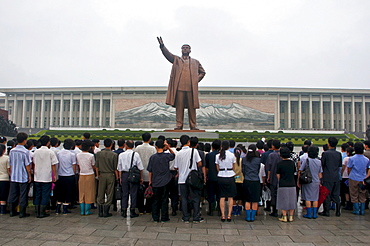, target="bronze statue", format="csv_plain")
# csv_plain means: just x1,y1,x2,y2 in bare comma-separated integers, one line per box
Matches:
157,37,206,130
